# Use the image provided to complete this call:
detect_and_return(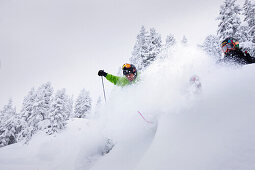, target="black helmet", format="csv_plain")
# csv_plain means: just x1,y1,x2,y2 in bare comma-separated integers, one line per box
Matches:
221,37,239,53
122,63,137,77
